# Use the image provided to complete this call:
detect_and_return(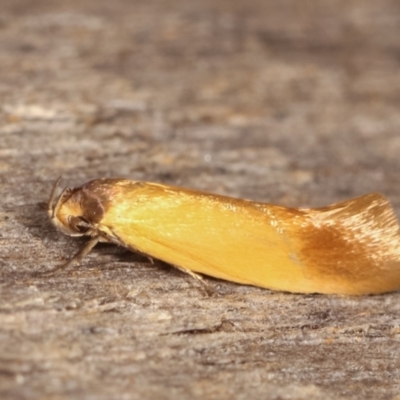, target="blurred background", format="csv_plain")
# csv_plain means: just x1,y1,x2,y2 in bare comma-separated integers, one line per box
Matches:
2,0,400,206
1,1,400,399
